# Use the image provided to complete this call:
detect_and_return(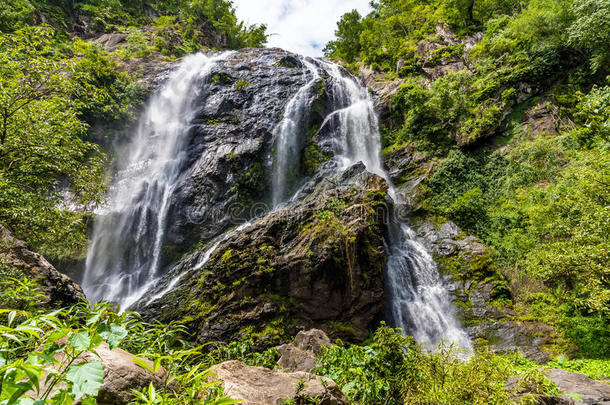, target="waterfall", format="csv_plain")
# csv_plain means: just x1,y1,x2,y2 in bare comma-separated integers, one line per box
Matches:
82,52,231,309
317,60,472,351
82,47,470,350
271,59,320,207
